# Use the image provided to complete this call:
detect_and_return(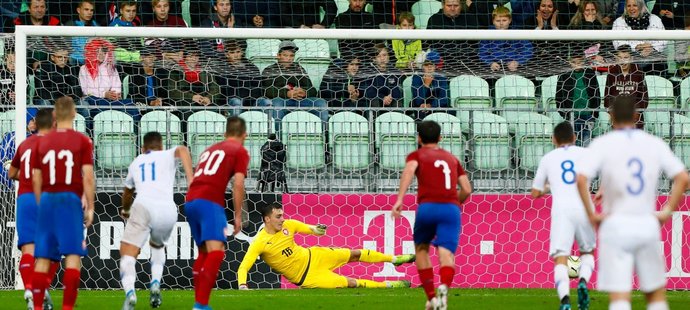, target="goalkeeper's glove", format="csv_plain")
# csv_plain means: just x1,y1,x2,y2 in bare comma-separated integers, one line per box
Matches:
311,224,327,235
238,284,249,290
